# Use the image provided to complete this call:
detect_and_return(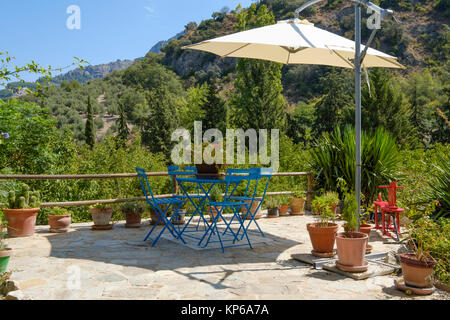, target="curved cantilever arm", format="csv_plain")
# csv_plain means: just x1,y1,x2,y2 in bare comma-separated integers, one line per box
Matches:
294,0,325,19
